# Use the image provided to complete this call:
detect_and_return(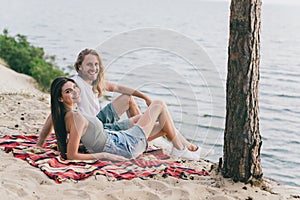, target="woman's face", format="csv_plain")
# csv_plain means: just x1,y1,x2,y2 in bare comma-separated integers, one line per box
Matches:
78,54,100,85
60,81,81,106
